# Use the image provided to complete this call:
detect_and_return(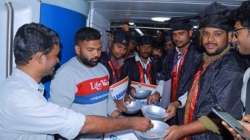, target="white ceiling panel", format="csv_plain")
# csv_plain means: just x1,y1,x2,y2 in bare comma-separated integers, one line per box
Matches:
88,0,243,23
